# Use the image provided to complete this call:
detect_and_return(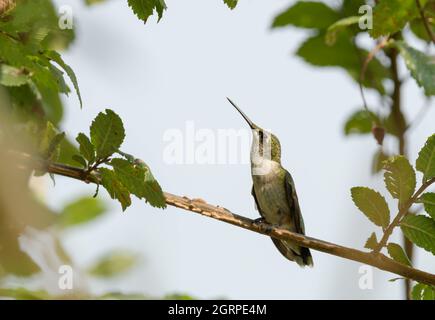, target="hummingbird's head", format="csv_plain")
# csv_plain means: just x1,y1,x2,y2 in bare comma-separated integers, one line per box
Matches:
227,97,281,164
